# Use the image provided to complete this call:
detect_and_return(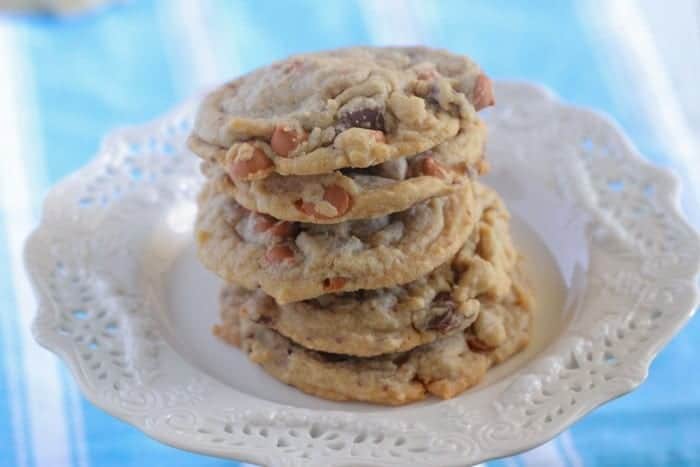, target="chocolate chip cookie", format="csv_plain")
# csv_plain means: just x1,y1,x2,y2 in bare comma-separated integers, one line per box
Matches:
196,179,477,304
204,119,487,223
189,46,493,180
